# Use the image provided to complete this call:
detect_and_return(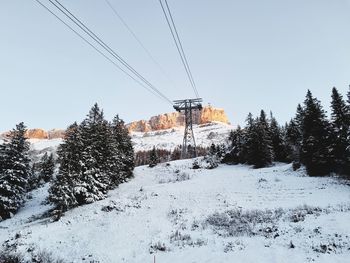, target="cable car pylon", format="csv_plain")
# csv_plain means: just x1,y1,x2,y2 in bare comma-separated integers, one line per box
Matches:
173,98,203,159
